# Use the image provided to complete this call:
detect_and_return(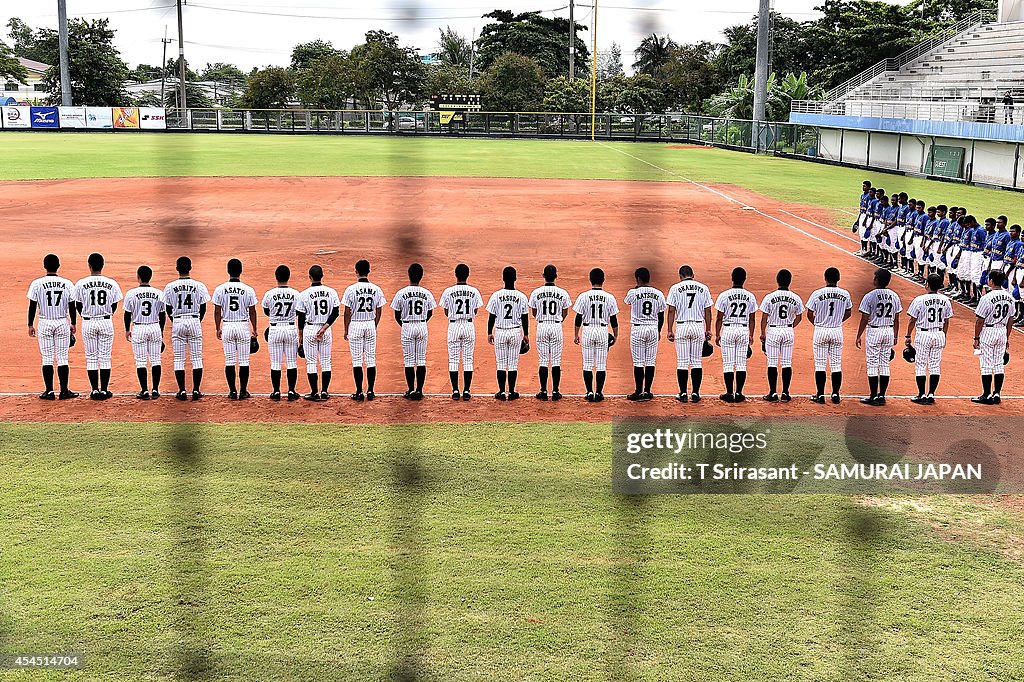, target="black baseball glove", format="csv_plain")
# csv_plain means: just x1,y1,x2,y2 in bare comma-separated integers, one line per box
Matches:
702,340,714,357
263,328,270,342
608,334,616,348
161,341,166,353
250,336,260,354
520,338,530,355
69,333,76,348
297,344,305,359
